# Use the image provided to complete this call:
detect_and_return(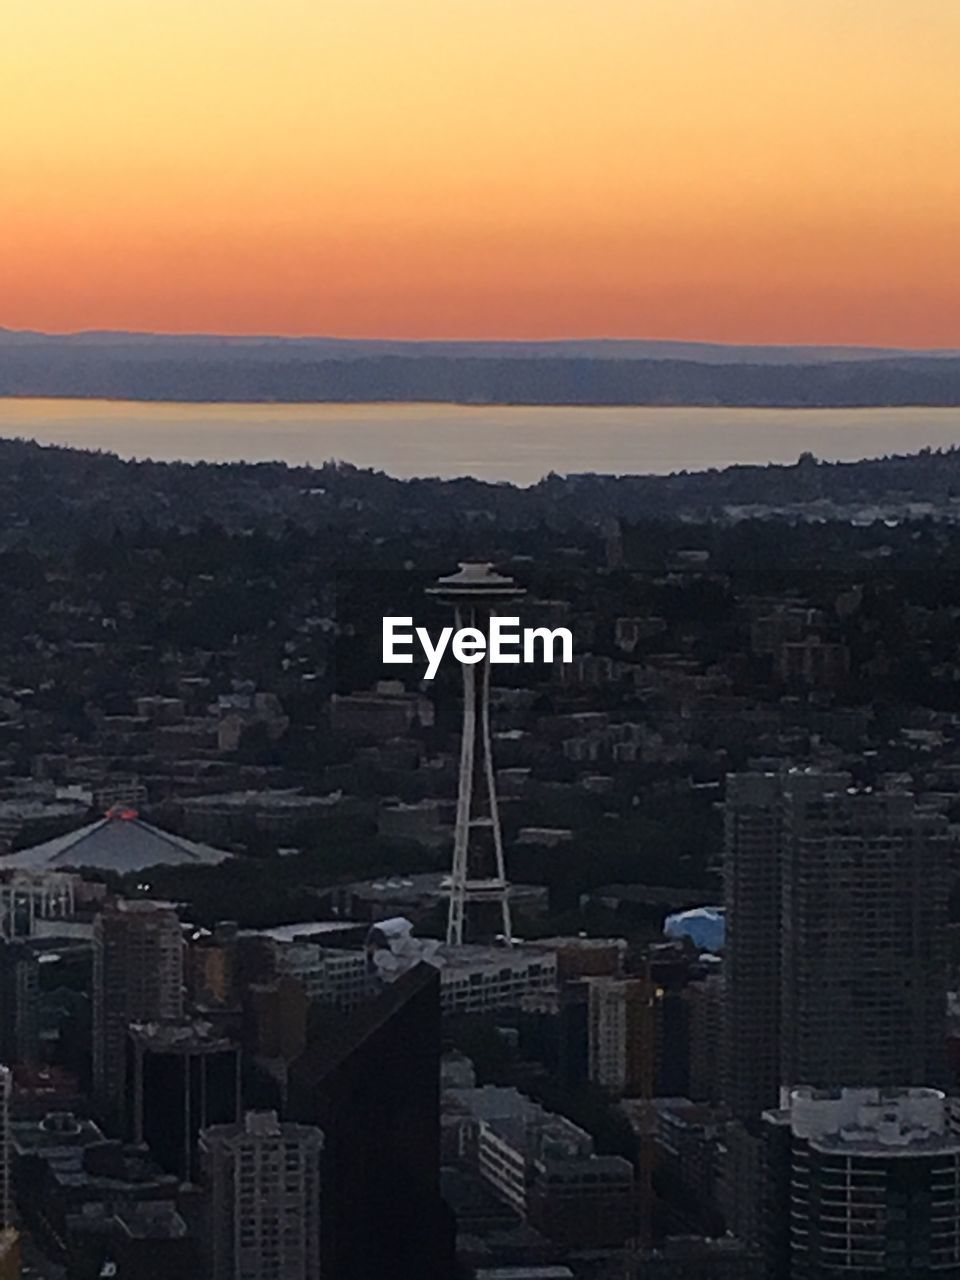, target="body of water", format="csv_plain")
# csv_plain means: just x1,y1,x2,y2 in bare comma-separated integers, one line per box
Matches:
1,399,959,486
